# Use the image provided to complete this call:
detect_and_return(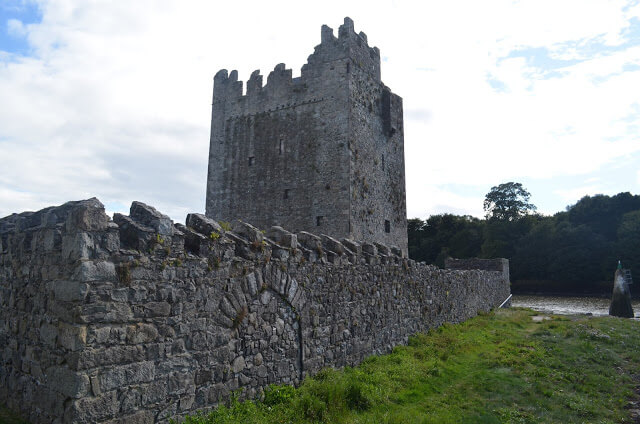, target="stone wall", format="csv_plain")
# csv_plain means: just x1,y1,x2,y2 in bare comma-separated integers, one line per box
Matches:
0,199,510,423
445,257,510,285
